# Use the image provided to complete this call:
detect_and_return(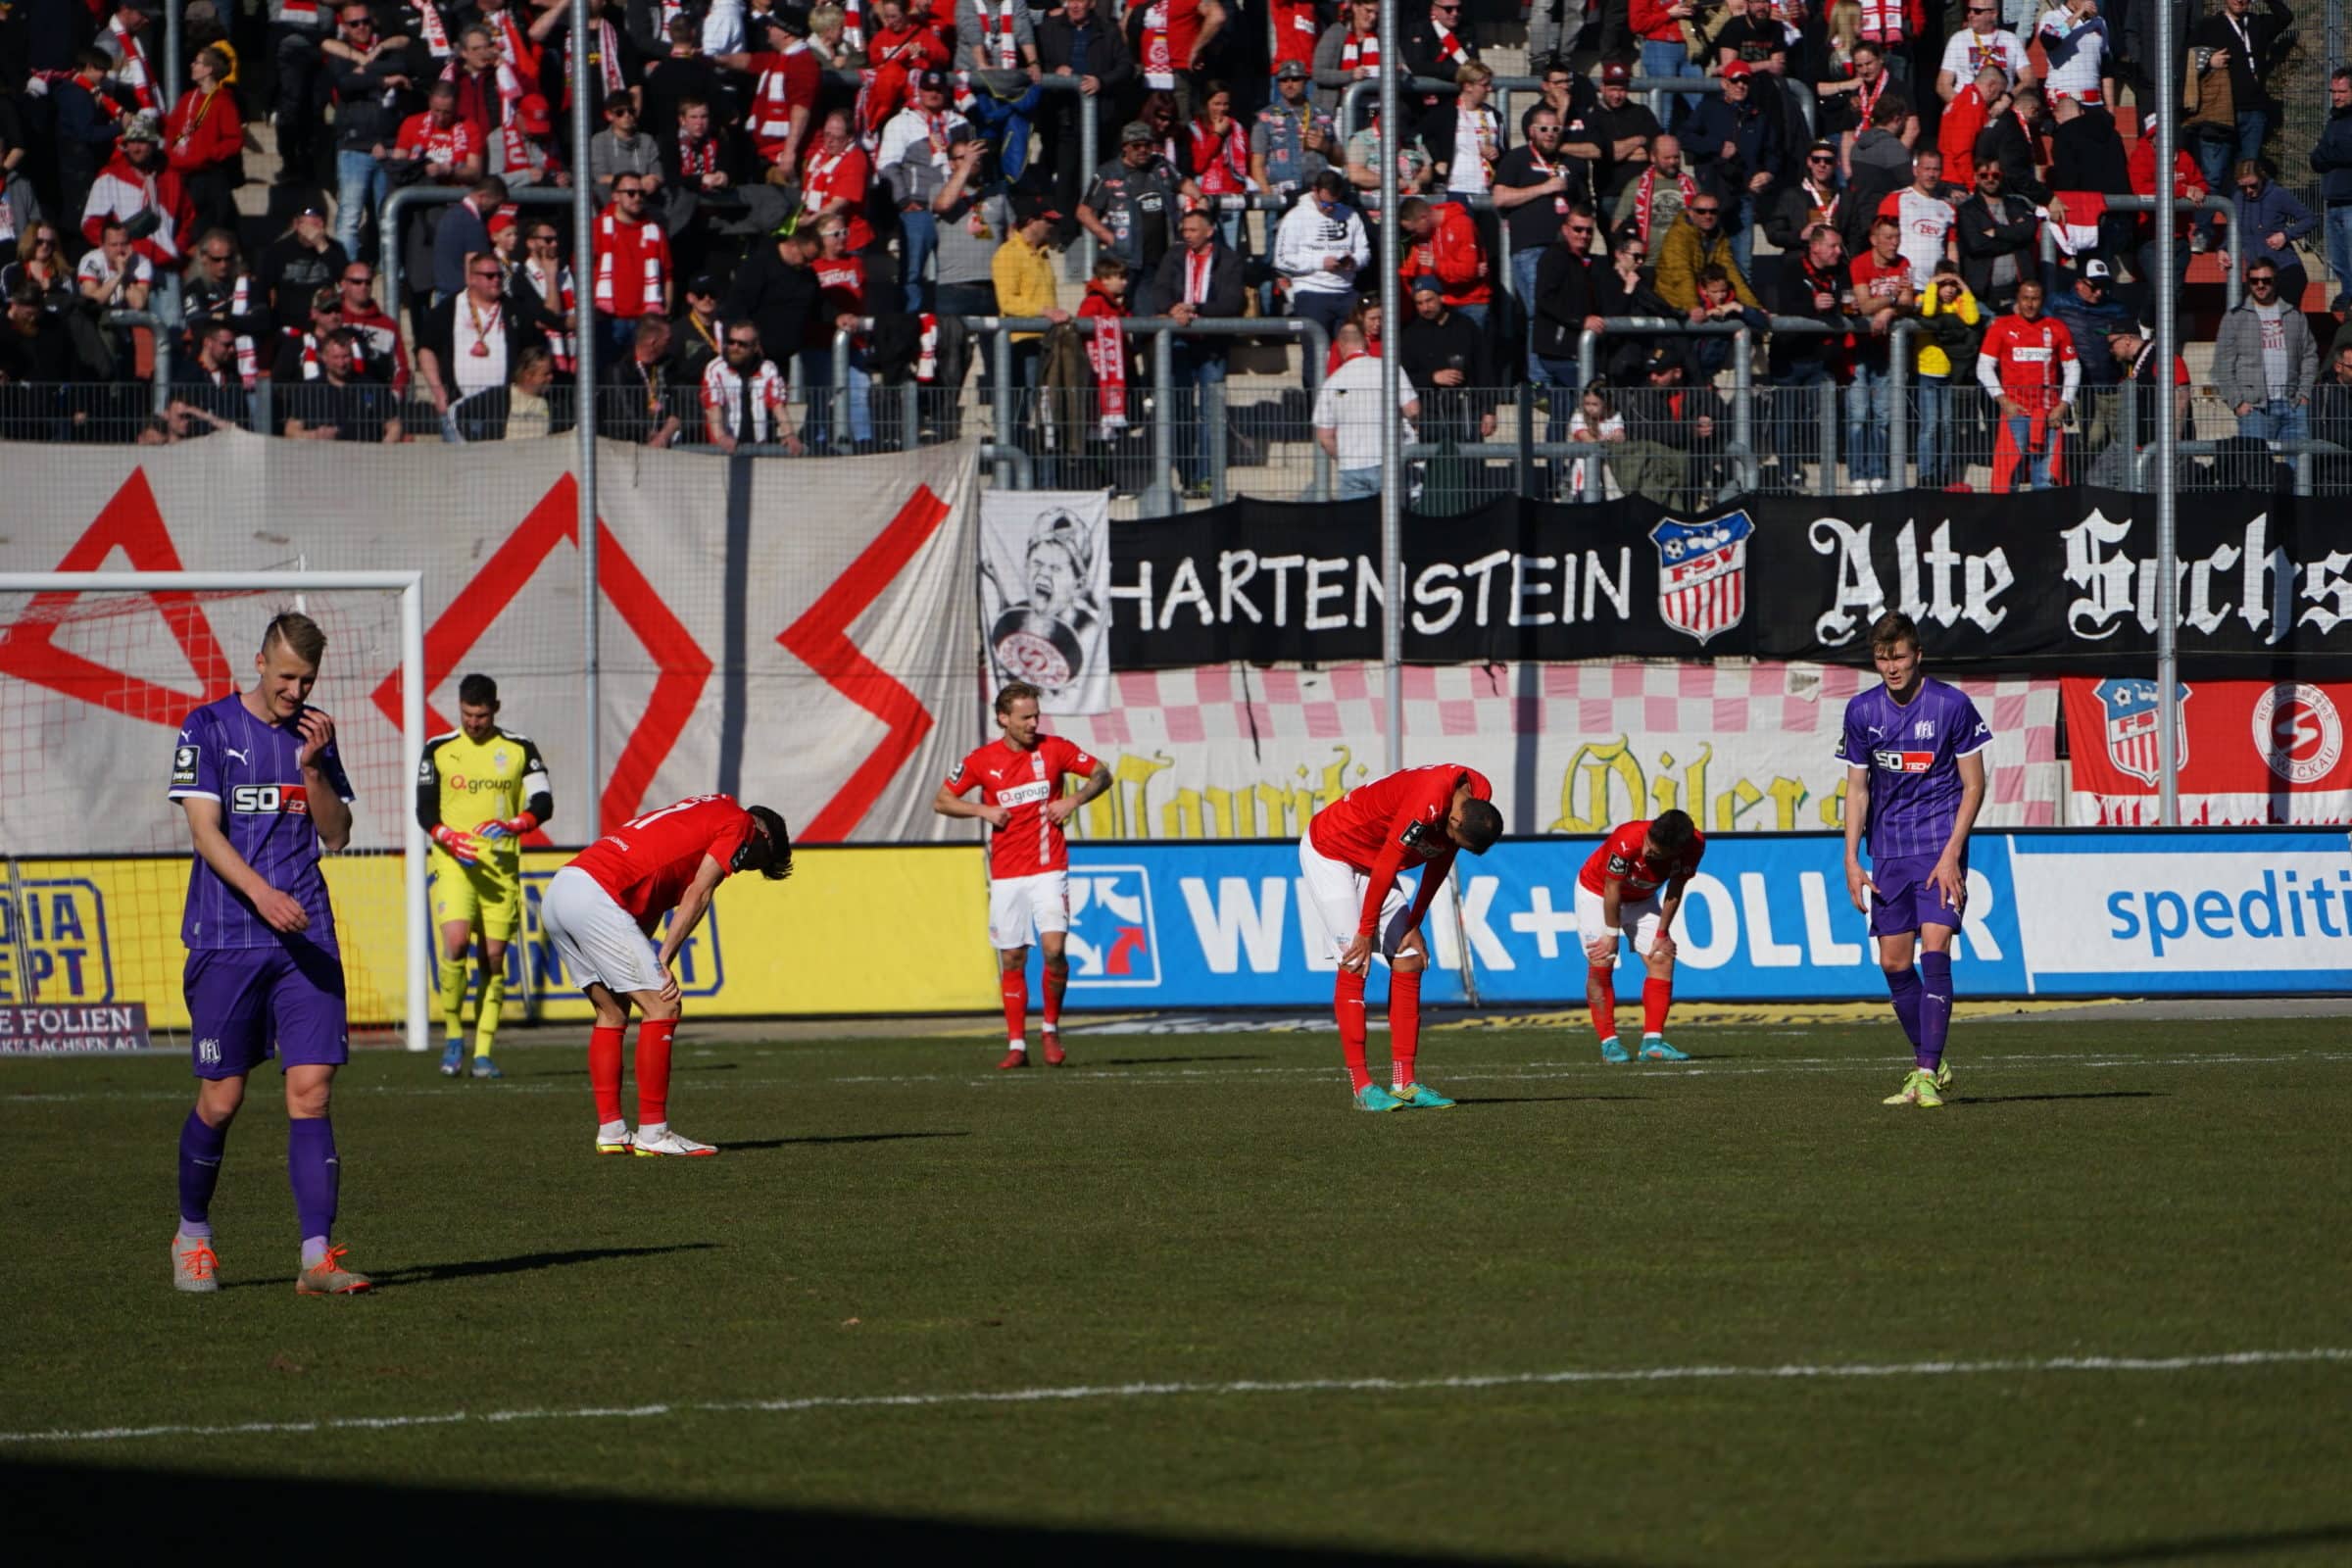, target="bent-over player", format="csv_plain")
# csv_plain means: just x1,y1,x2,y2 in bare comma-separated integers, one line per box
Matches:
416,672,554,1080
1578,810,1703,1062
1838,612,1990,1107
539,794,793,1154
168,612,370,1295
1300,763,1503,1111
933,682,1112,1070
